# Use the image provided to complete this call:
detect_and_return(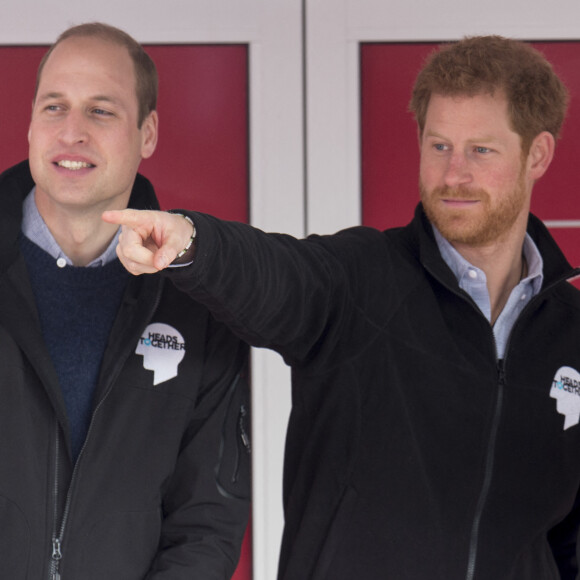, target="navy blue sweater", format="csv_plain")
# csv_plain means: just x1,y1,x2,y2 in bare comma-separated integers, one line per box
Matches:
20,235,128,460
